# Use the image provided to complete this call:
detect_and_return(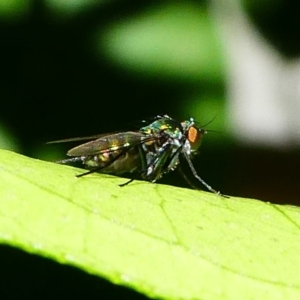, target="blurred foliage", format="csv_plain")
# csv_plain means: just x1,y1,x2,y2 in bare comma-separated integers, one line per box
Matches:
44,0,107,17
0,0,227,155
0,0,31,21
98,3,225,81
241,0,300,57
